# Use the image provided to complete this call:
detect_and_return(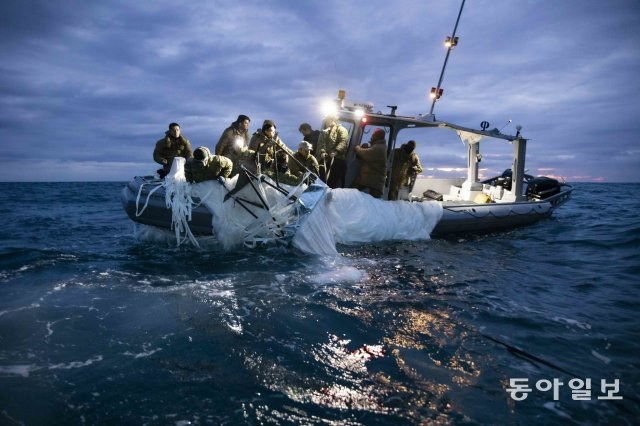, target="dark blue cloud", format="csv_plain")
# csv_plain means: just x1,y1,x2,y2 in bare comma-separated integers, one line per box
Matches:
0,0,639,181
